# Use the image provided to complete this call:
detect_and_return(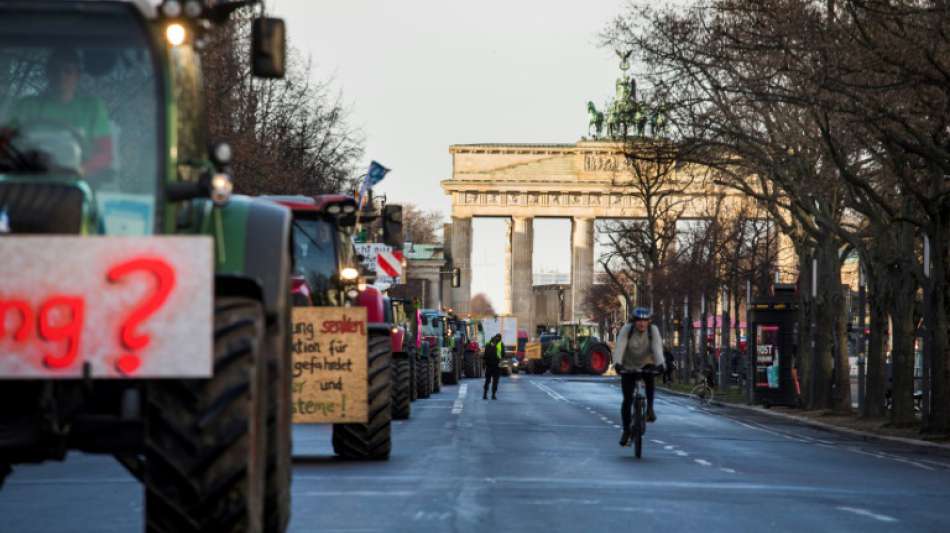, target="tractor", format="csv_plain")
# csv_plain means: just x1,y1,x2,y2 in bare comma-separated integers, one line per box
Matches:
459,318,484,379
545,322,611,375
0,2,294,531
270,193,403,460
